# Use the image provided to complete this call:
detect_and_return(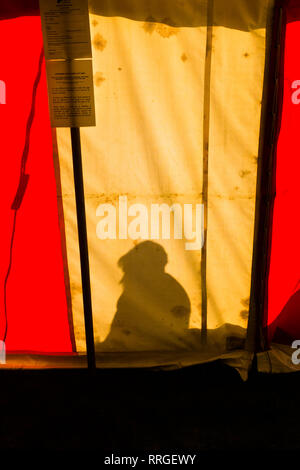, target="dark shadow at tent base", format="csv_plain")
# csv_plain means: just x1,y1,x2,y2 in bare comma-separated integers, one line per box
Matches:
1,323,249,374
